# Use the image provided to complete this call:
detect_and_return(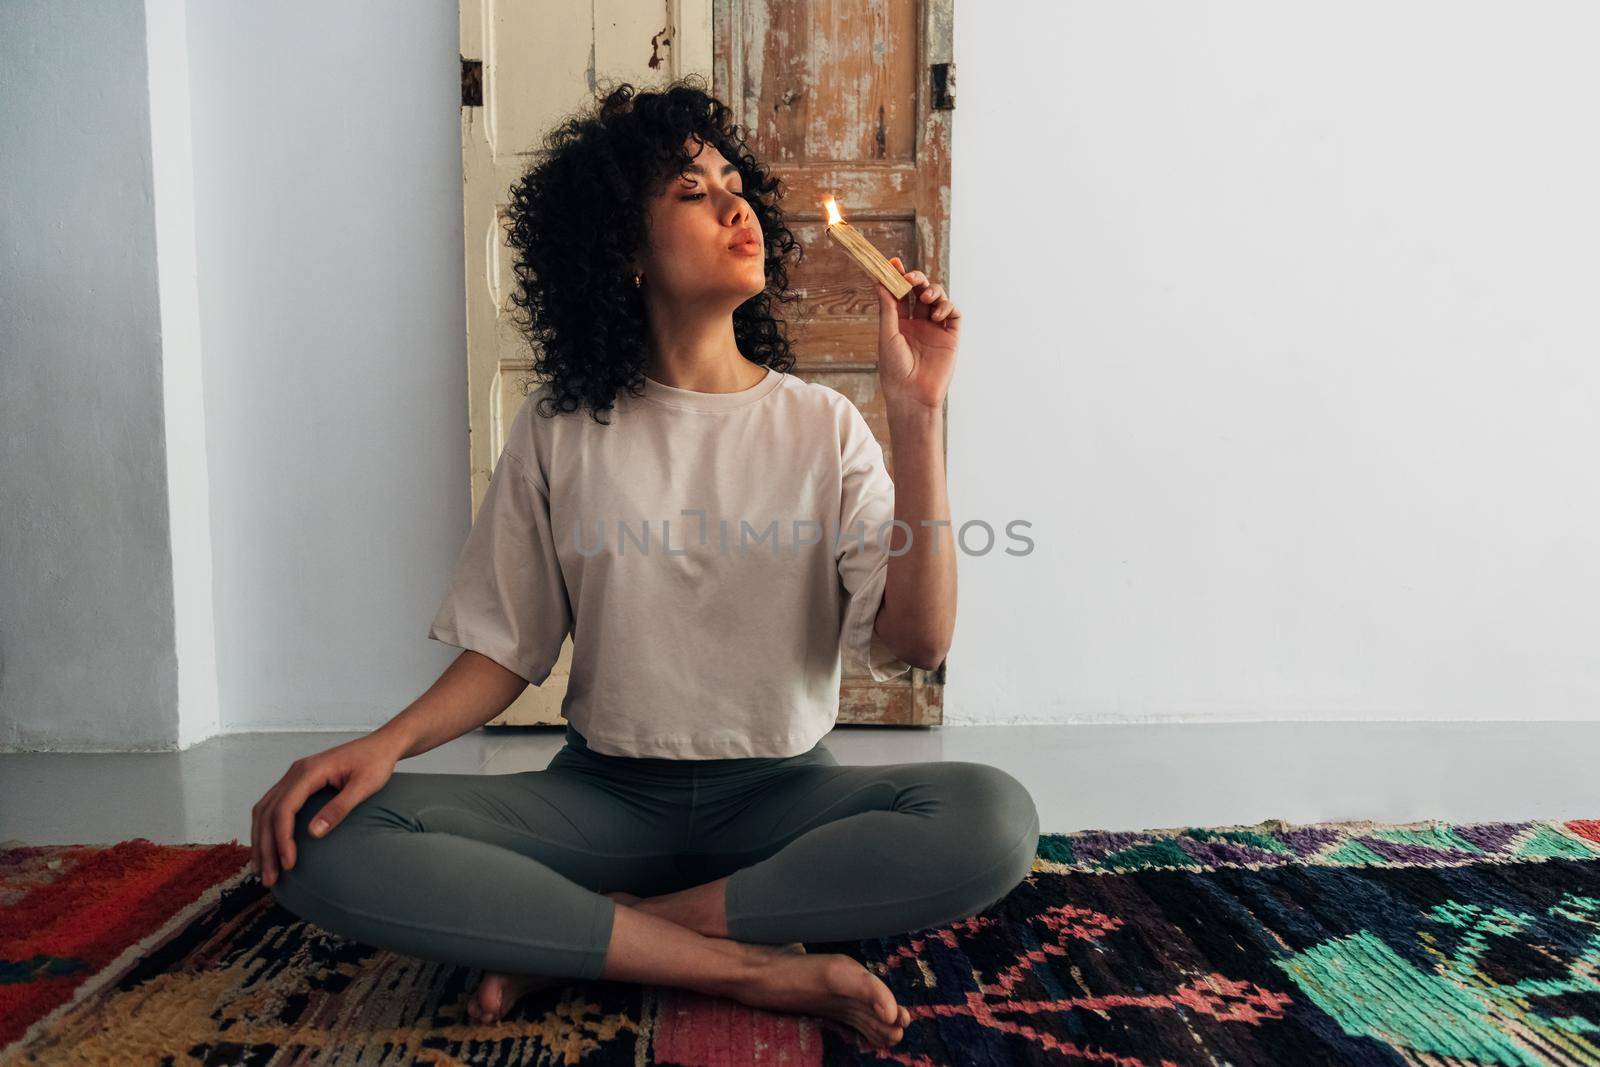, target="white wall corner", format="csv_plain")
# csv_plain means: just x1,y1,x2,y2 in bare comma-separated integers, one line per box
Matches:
145,0,221,749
